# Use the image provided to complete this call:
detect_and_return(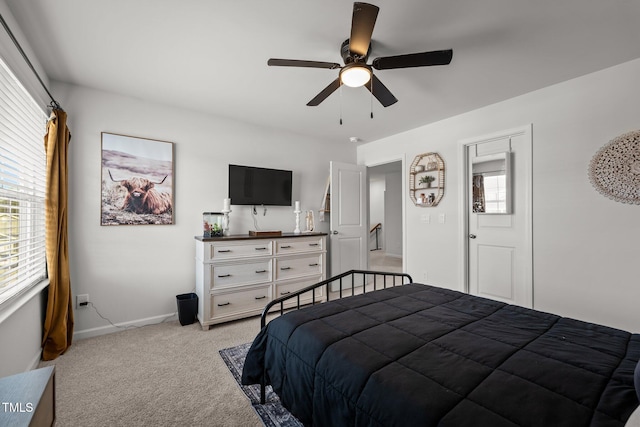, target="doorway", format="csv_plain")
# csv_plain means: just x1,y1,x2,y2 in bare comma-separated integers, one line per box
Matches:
460,125,533,308
368,161,403,273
